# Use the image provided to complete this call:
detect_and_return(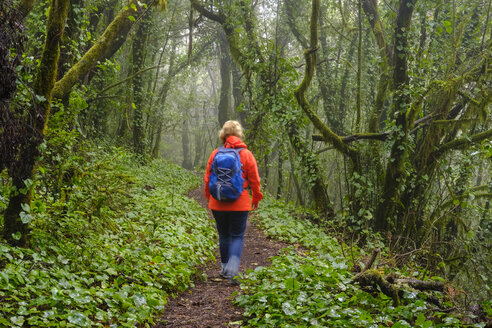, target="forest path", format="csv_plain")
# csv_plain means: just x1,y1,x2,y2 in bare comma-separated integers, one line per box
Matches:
153,185,286,328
